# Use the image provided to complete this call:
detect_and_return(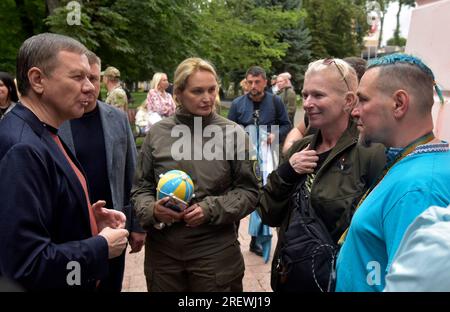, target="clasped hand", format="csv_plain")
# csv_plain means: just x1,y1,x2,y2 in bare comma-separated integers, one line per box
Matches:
289,144,319,175
93,200,129,259
154,197,206,228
